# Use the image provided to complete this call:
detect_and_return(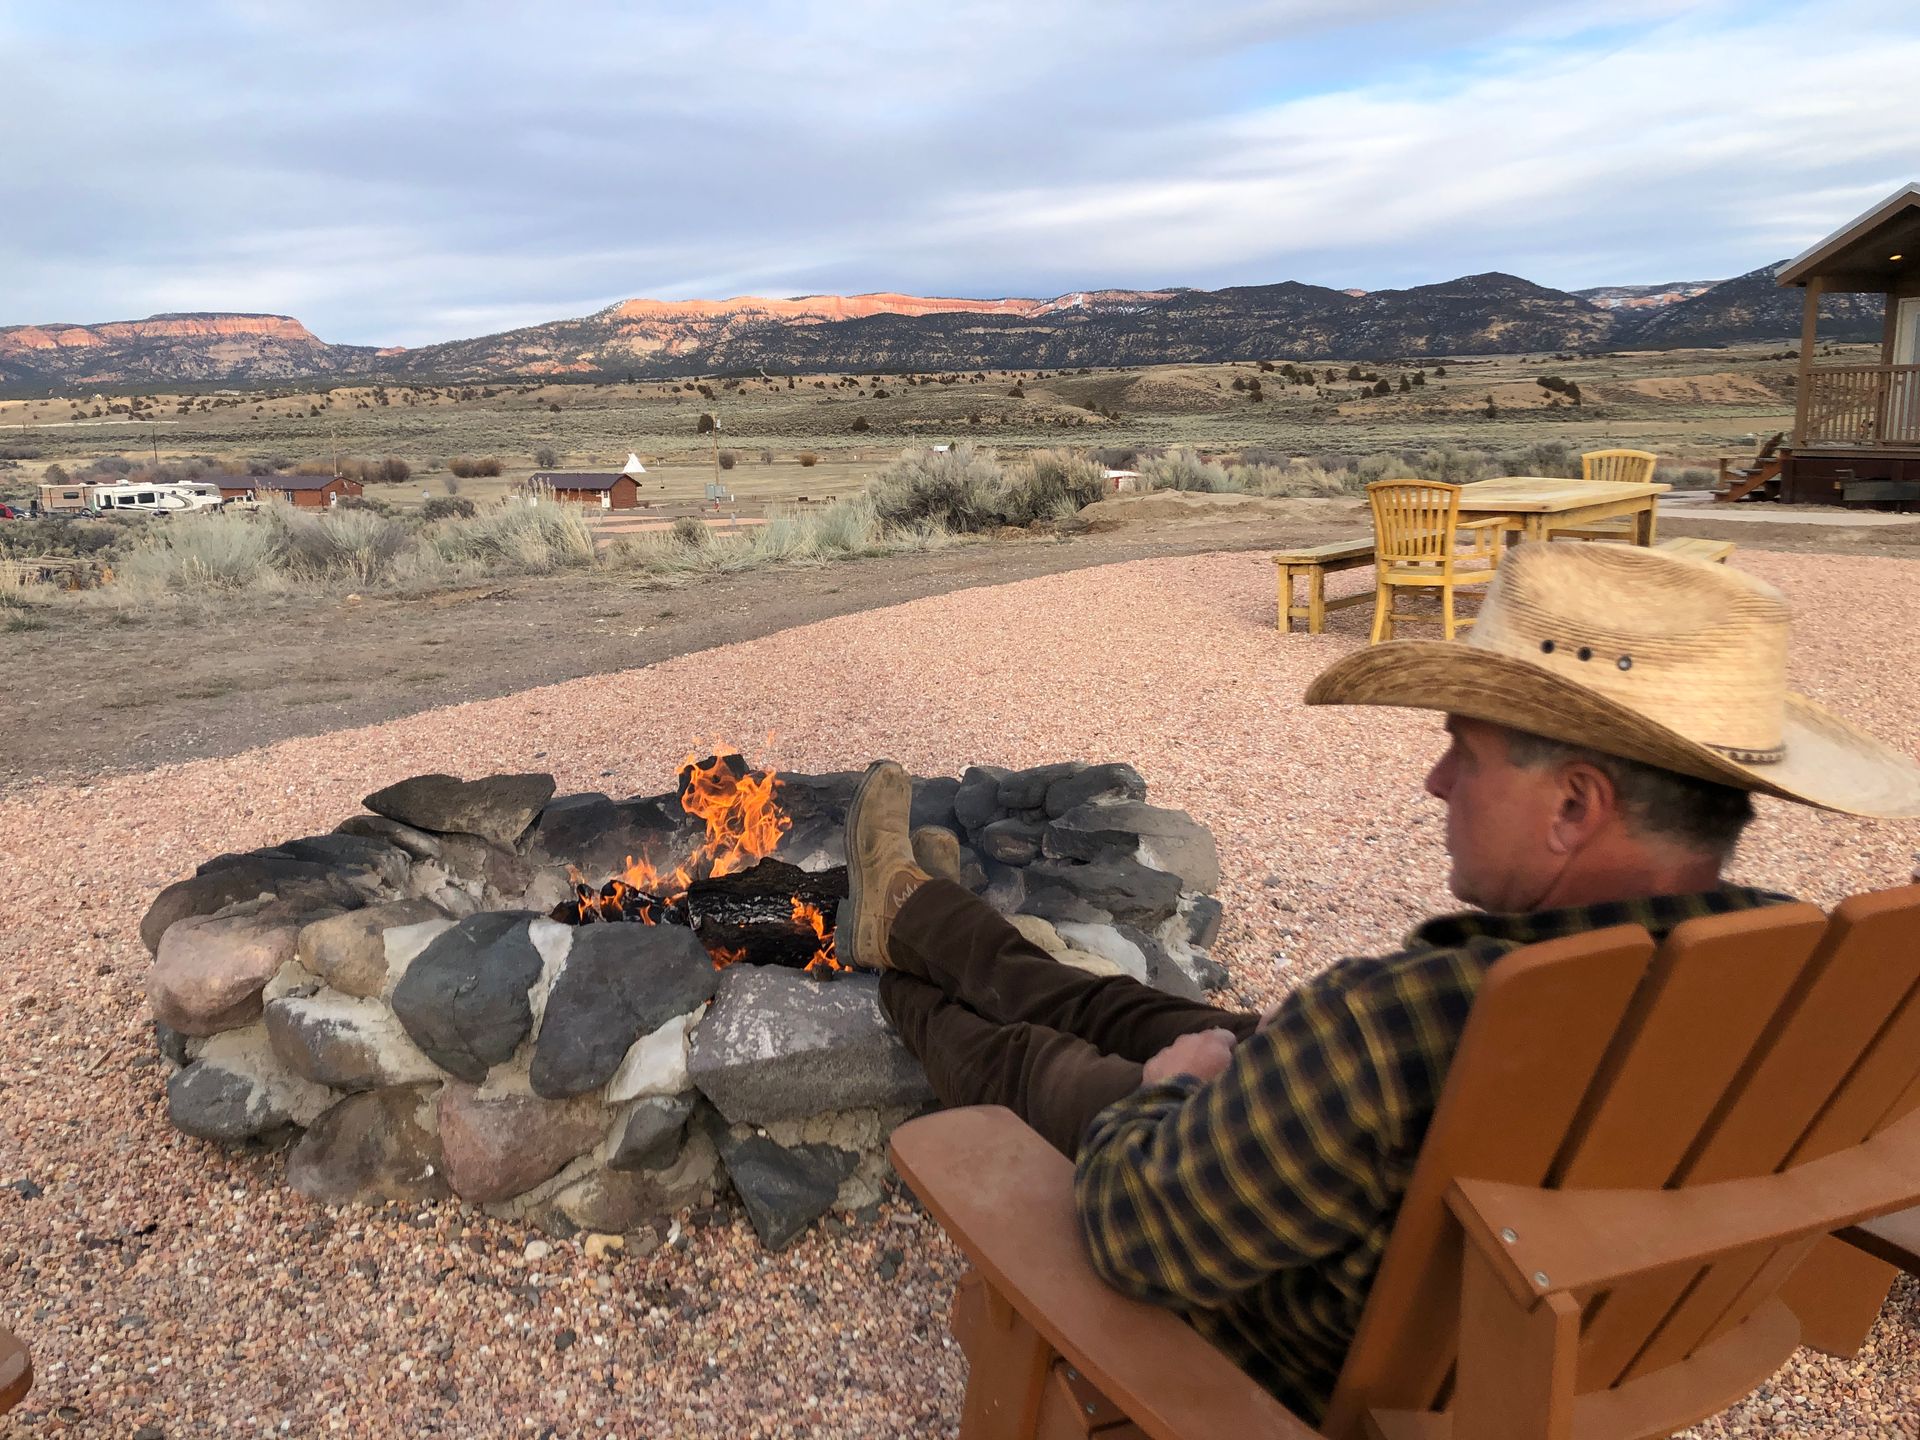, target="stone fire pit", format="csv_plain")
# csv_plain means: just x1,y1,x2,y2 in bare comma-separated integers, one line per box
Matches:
140,760,1227,1249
